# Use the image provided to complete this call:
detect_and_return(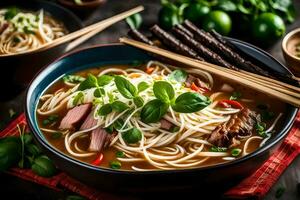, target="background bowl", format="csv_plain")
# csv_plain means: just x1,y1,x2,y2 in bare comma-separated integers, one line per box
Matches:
58,0,106,11
26,43,297,194
282,28,300,75
0,0,82,100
